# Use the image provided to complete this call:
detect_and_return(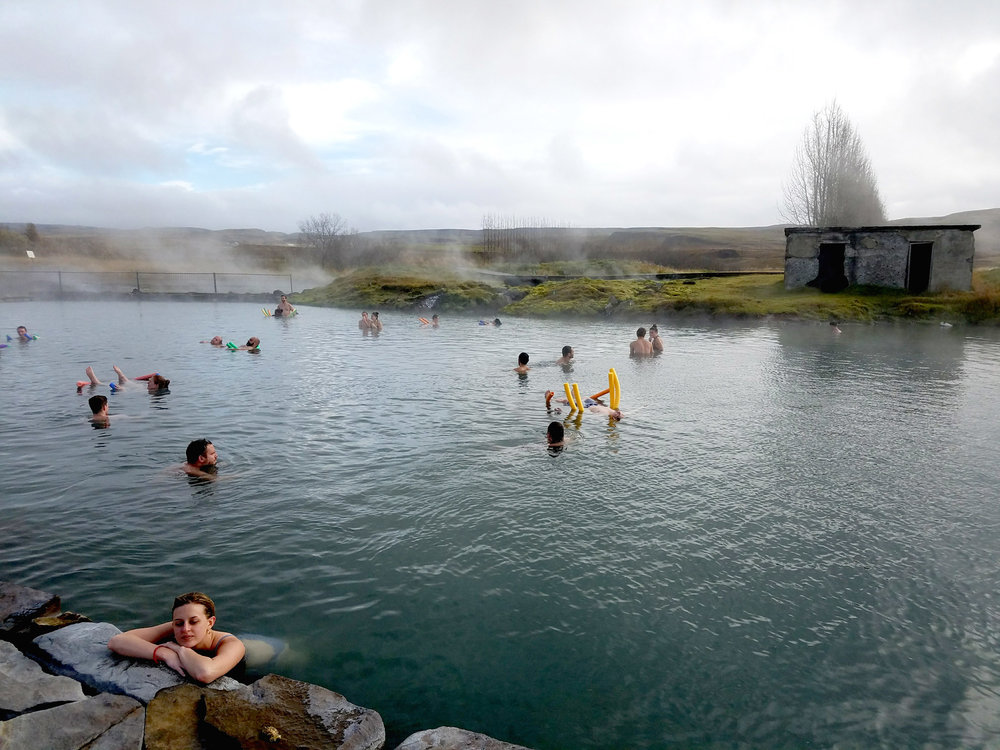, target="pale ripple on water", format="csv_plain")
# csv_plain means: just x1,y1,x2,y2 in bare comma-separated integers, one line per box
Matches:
4,303,1000,747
